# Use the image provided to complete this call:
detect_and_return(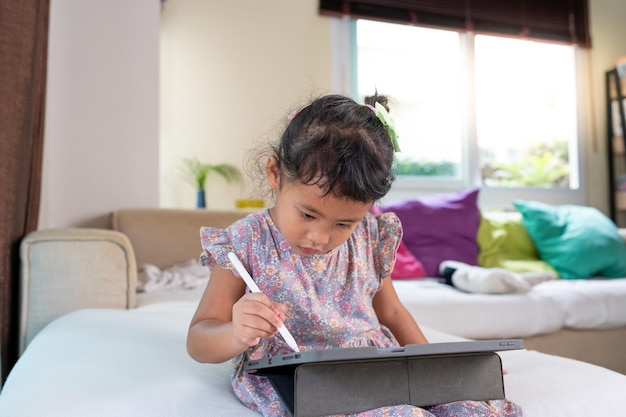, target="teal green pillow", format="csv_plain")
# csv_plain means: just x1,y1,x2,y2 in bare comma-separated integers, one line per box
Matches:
477,211,557,275
513,200,626,279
